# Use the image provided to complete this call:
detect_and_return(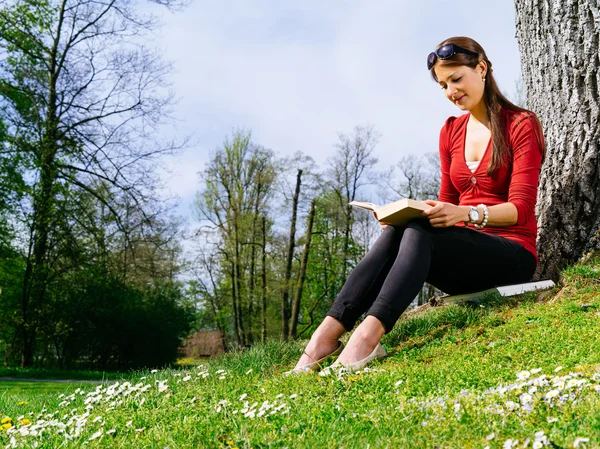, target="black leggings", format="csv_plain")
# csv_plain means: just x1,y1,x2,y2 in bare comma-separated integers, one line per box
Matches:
326,219,536,334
